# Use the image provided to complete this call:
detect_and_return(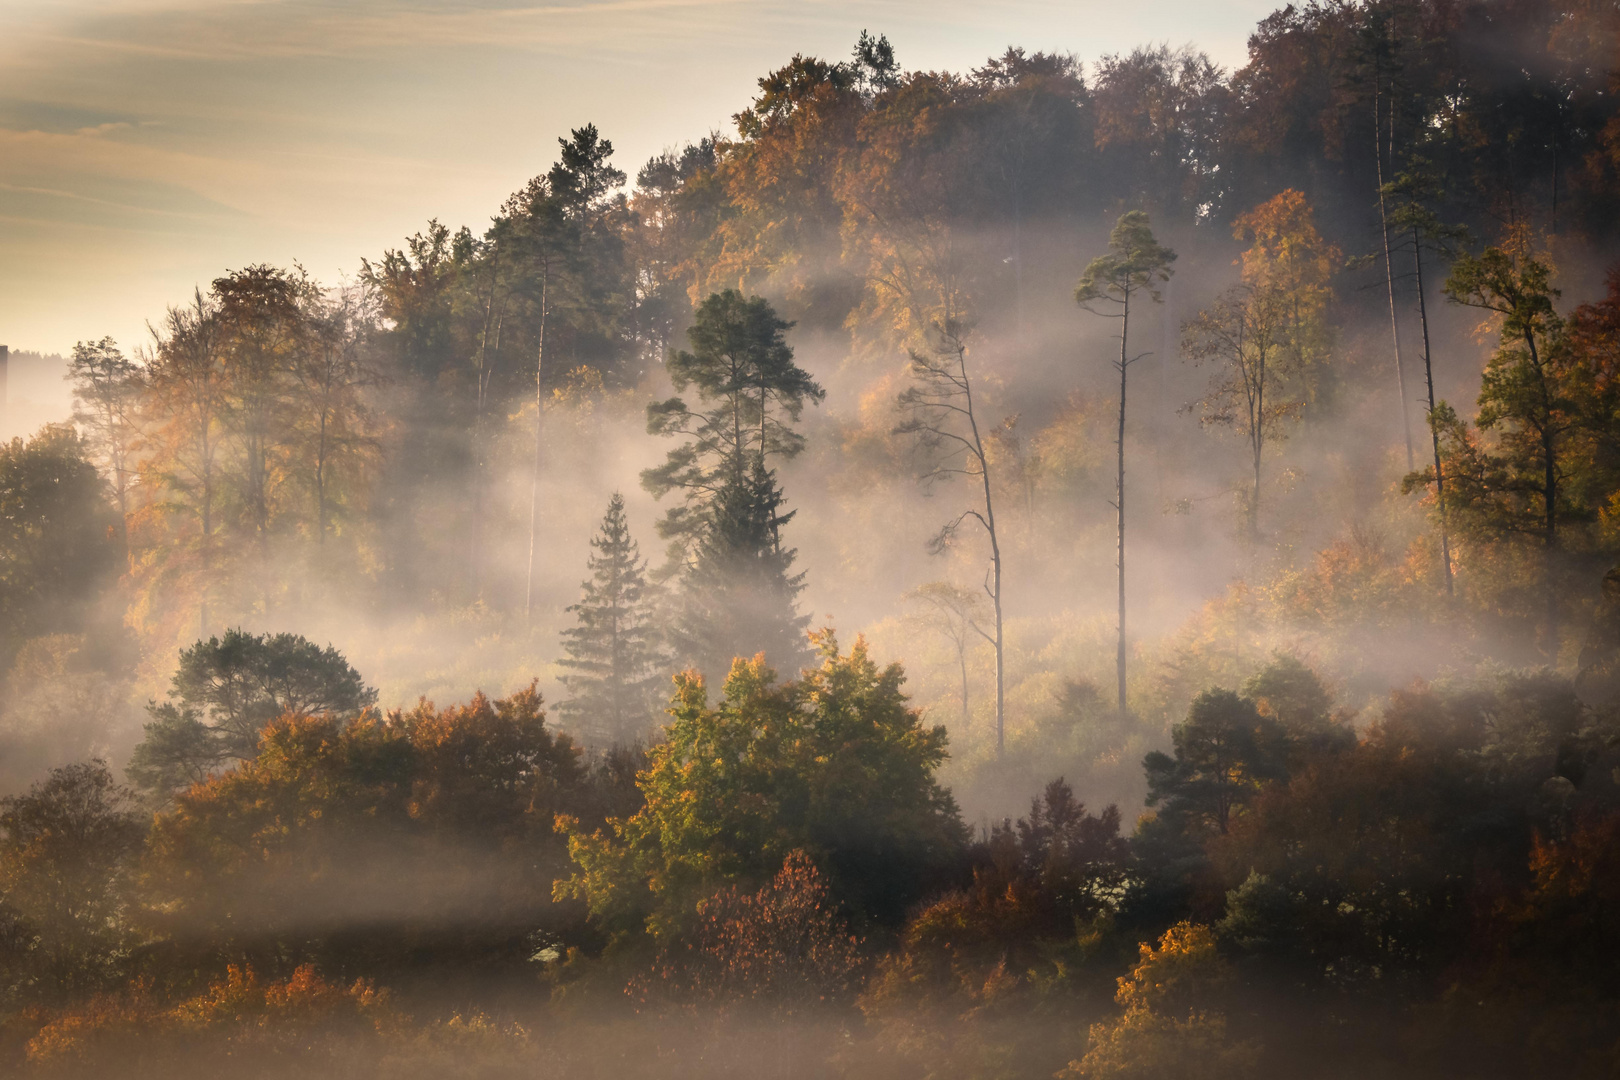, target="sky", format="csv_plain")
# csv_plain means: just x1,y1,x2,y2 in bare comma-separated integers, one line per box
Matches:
0,0,1275,358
